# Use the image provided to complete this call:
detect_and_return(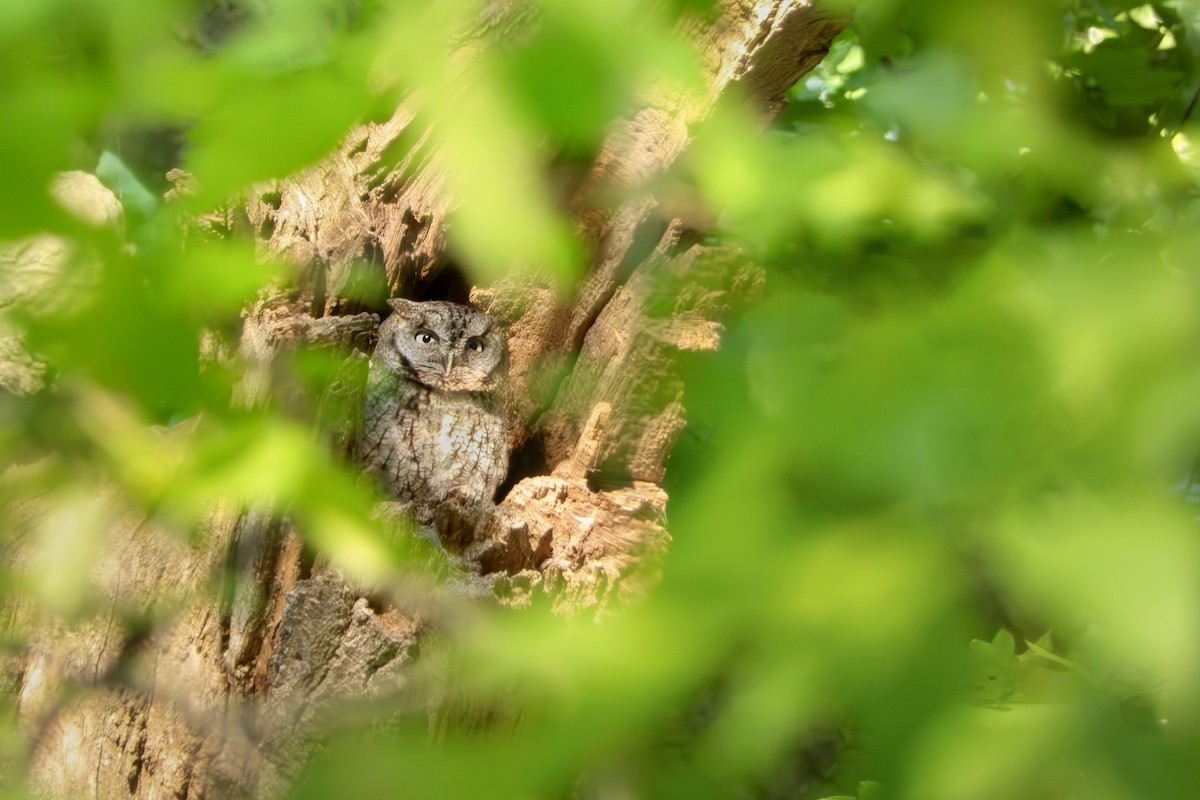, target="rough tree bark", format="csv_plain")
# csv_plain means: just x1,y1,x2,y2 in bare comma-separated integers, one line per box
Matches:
3,1,849,797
